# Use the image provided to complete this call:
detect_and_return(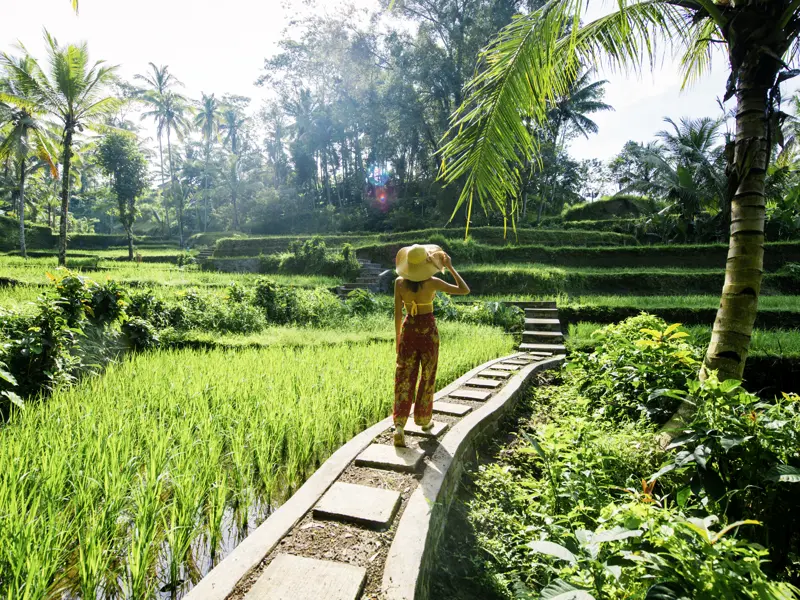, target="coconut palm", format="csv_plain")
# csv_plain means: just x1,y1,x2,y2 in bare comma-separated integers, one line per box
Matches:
136,63,183,235
2,33,119,266
439,0,800,381
194,93,219,231
0,55,58,258
220,106,247,230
